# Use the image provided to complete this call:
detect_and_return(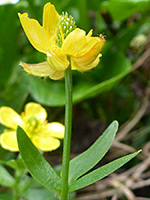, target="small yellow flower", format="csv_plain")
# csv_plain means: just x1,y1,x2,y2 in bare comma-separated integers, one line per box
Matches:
0,102,64,152
18,2,105,80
